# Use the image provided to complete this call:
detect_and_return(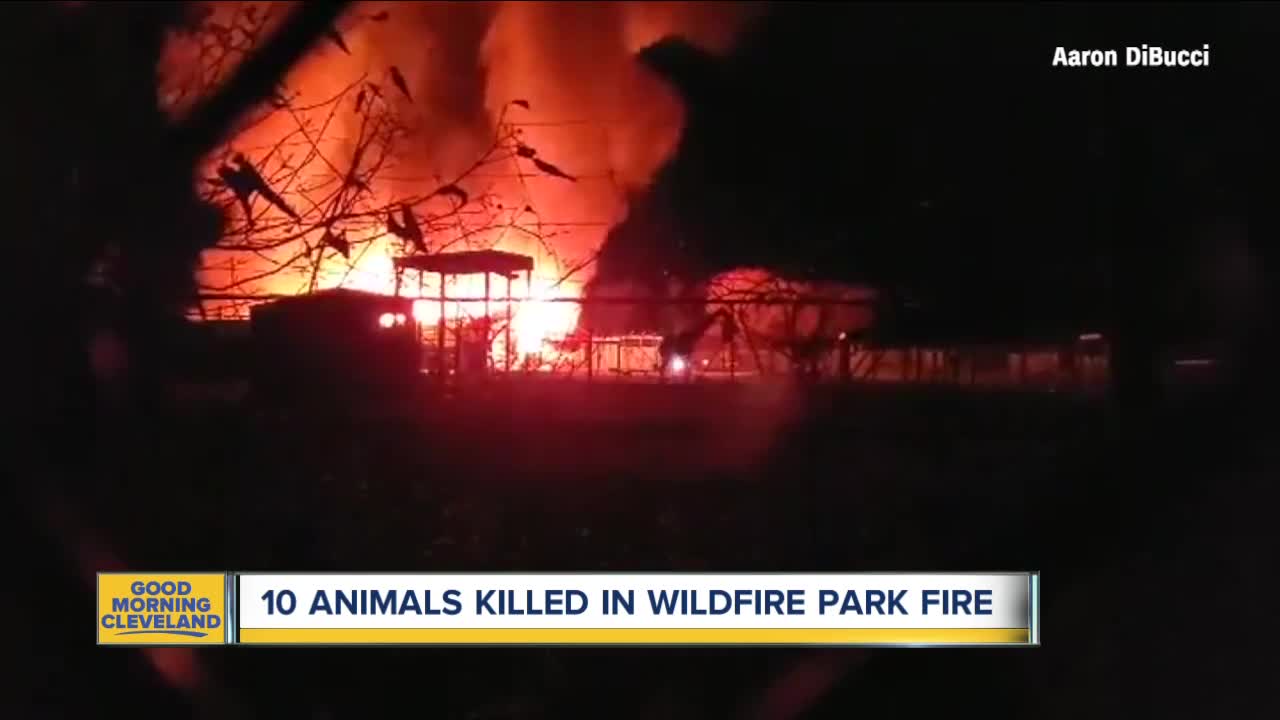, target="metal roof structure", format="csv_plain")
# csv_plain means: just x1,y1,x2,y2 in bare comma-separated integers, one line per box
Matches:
393,250,534,277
